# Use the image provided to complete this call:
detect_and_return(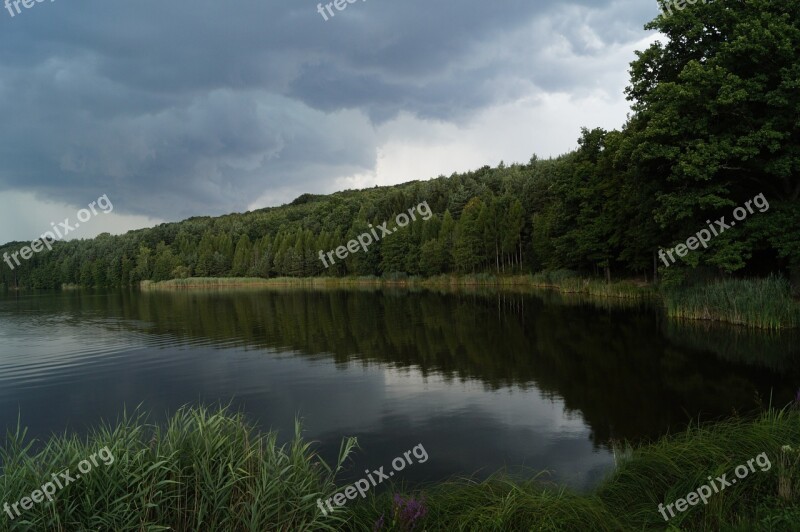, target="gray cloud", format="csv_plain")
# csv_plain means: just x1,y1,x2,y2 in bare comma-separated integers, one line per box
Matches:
0,0,662,227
